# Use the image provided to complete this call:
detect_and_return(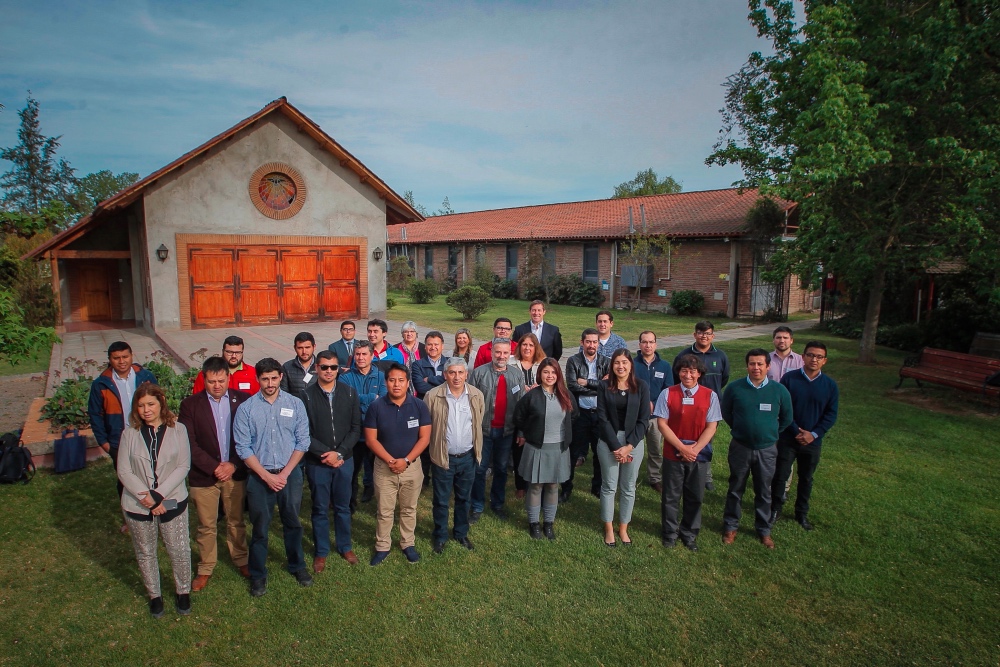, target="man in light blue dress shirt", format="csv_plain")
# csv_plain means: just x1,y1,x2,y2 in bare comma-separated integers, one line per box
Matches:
234,358,311,598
